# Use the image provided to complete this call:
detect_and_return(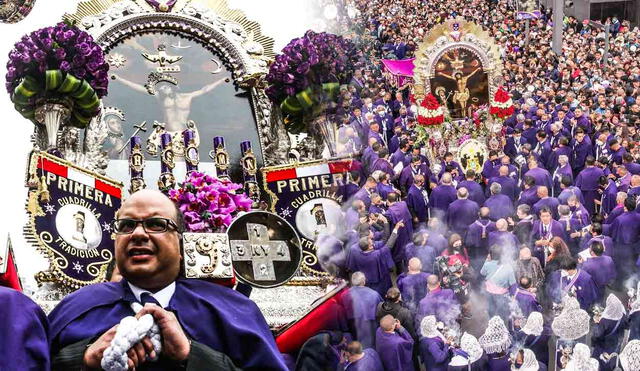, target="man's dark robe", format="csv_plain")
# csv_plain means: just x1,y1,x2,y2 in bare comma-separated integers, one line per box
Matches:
487,176,519,202
532,197,560,219
386,202,414,265
524,167,553,191
406,184,429,224
0,287,50,371
404,243,437,274
417,288,459,325
419,337,450,371
581,255,616,301
342,286,383,348
446,199,479,235
515,329,550,366
483,194,515,221
517,187,541,207
347,244,394,297
396,272,429,312
513,288,542,317
375,328,414,371
341,348,384,371
458,180,486,206
575,166,605,215
591,317,627,364
48,279,286,370
429,184,457,216
545,270,599,310
486,353,510,371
